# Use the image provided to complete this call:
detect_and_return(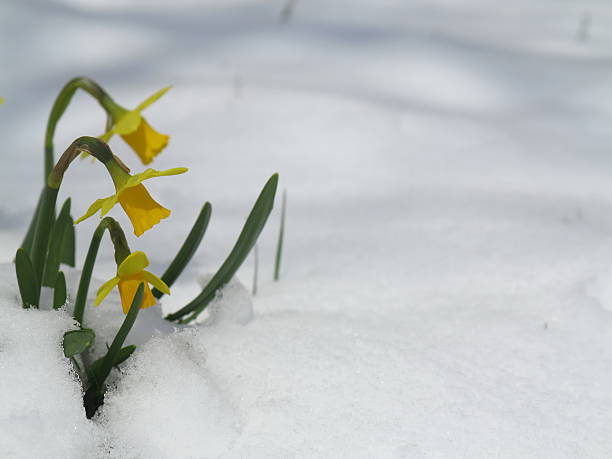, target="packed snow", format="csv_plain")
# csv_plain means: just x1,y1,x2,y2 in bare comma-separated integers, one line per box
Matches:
1,0,612,457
